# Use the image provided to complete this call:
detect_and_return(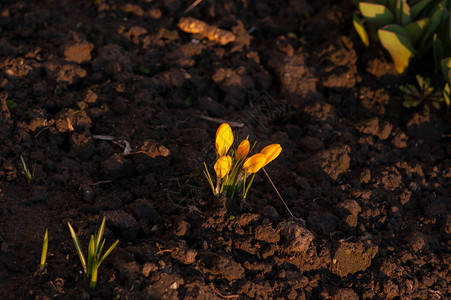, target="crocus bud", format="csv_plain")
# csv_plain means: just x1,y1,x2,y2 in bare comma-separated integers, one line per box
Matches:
260,144,282,167
214,155,232,179
236,139,250,160
243,153,266,173
215,123,234,156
